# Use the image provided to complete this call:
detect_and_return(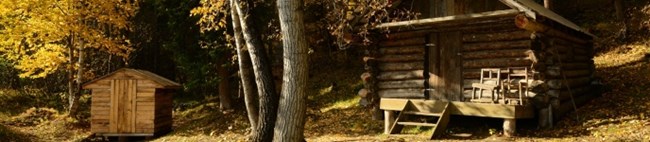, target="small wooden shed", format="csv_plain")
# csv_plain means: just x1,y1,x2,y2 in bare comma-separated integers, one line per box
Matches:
359,0,598,138
83,68,180,136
